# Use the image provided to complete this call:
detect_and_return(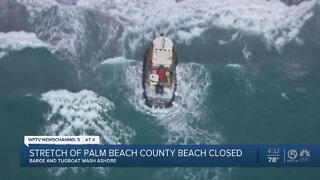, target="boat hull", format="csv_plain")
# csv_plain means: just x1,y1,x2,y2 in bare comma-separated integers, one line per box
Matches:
142,37,177,108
